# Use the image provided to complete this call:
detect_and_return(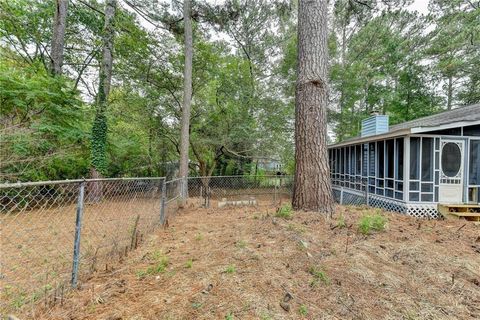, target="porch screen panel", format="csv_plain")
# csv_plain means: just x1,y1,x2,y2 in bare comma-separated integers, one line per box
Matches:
346,147,350,175
386,139,394,178
395,138,404,200
421,138,433,182
377,141,384,178
350,146,355,175
368,142,376,193
470,140,480,185
362,144,368,176
336,148,340,173
369,142,375,176
410,137,420,179
335,149,339,185
340,148,344,175
383,139,394,198
395,138,404,180
376,141,385,195
356,145,361,175
464,124,480,136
